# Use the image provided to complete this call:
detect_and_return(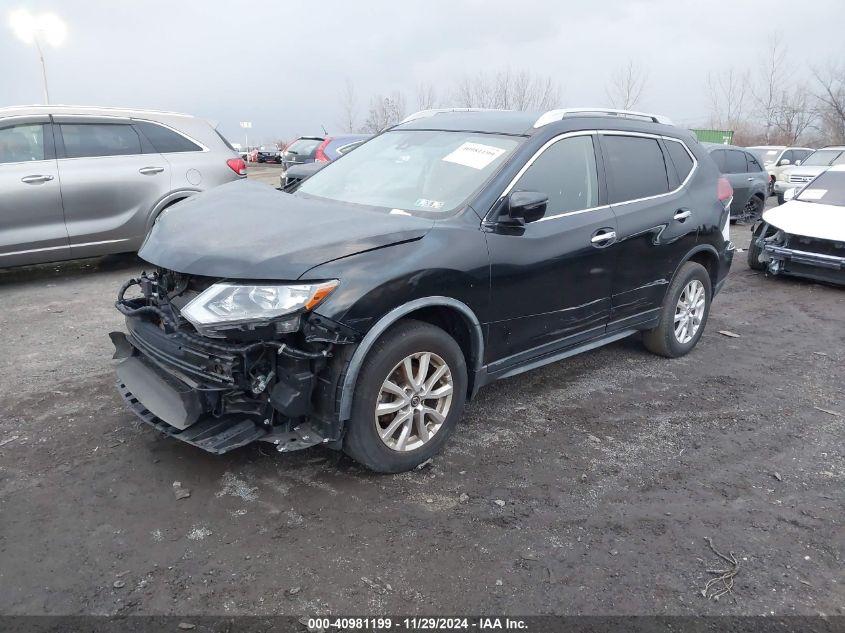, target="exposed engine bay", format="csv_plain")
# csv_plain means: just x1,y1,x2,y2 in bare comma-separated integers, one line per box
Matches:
112,269,359,454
